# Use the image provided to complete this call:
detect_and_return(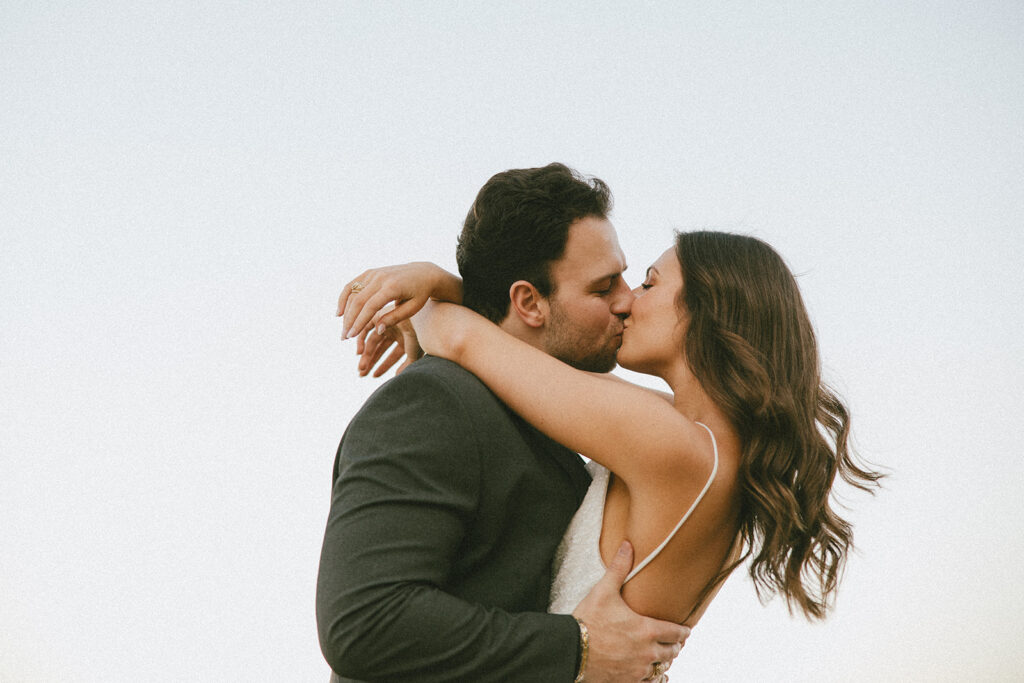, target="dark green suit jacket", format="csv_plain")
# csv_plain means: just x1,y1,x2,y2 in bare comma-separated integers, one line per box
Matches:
317,356,592,682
